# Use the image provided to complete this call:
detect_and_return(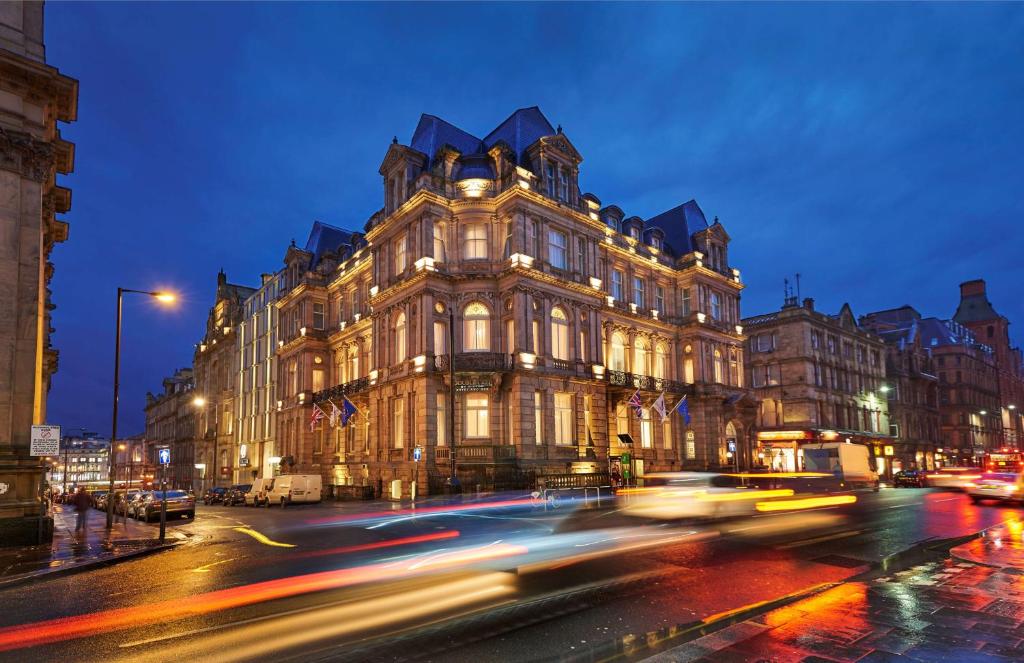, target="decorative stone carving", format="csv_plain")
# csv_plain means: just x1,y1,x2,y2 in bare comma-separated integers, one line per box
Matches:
0,127,55,182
